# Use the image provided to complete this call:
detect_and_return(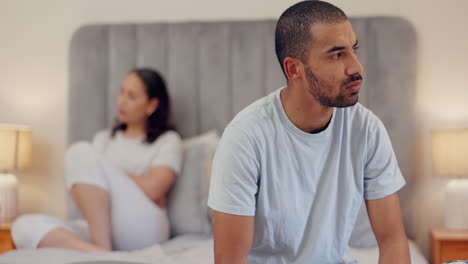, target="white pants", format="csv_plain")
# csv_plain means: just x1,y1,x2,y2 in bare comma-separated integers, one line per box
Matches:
12,142,170,251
